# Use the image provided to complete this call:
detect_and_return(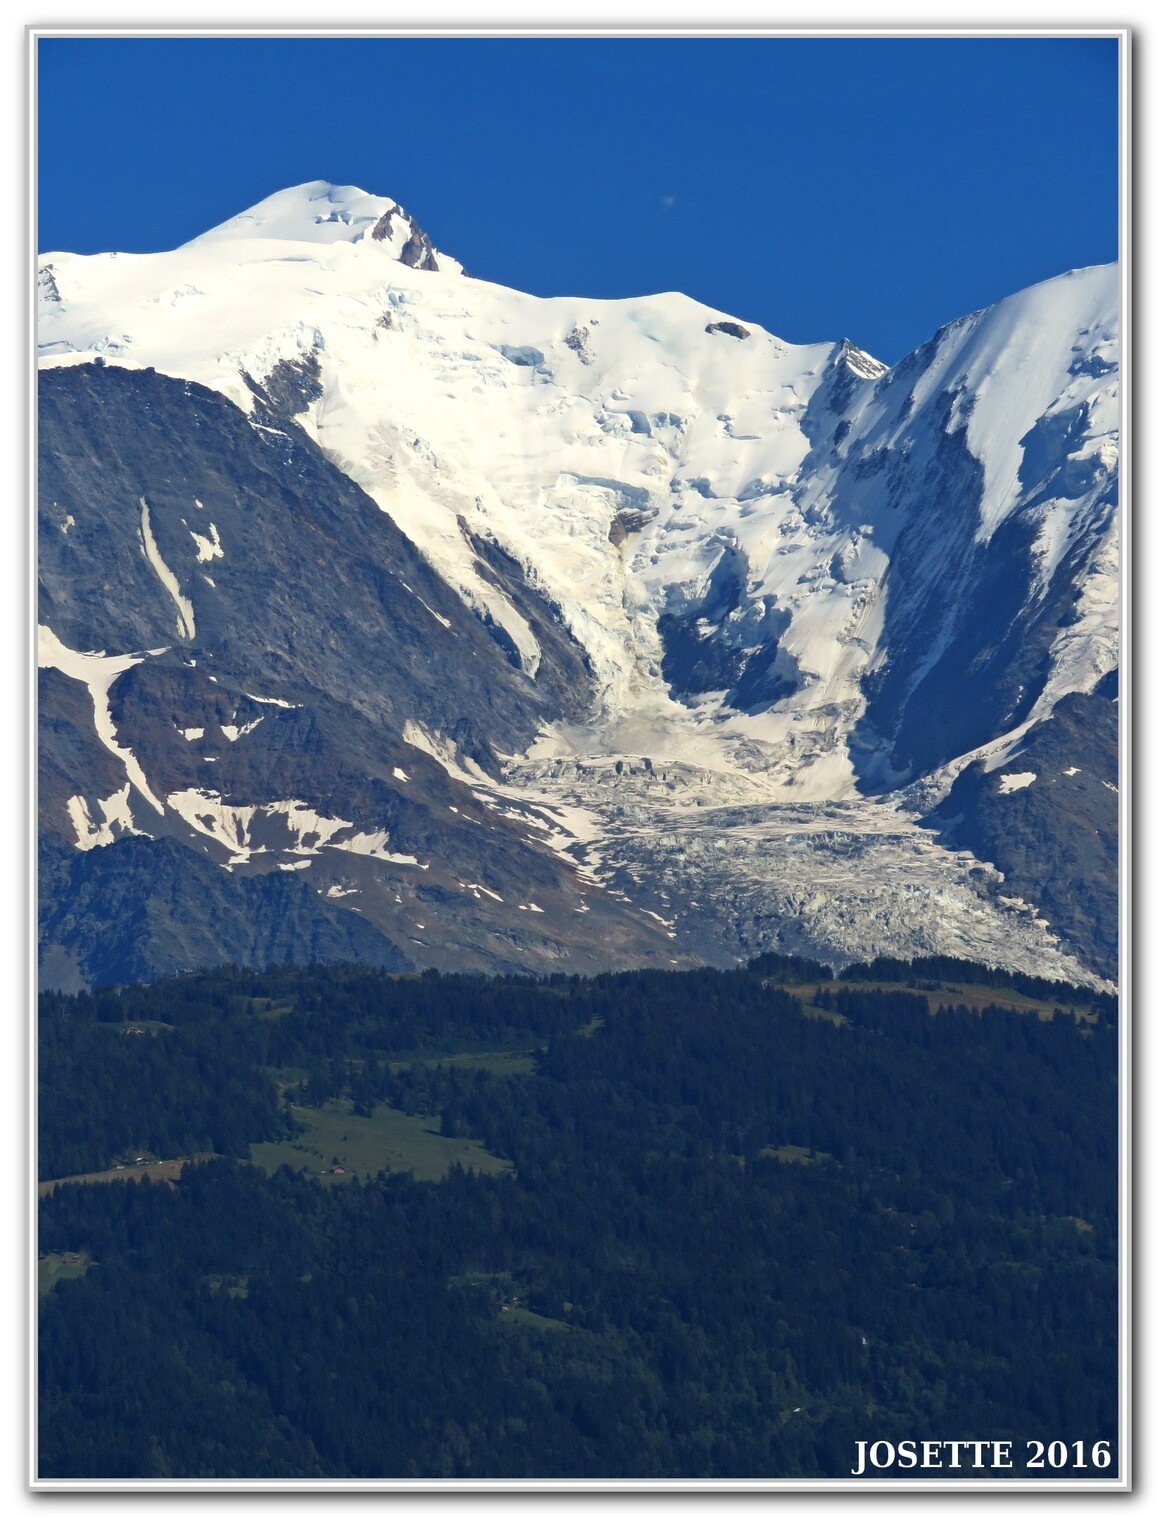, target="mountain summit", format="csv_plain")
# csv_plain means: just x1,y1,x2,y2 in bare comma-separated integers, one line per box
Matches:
37,188,1119,988
181,180,459,272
